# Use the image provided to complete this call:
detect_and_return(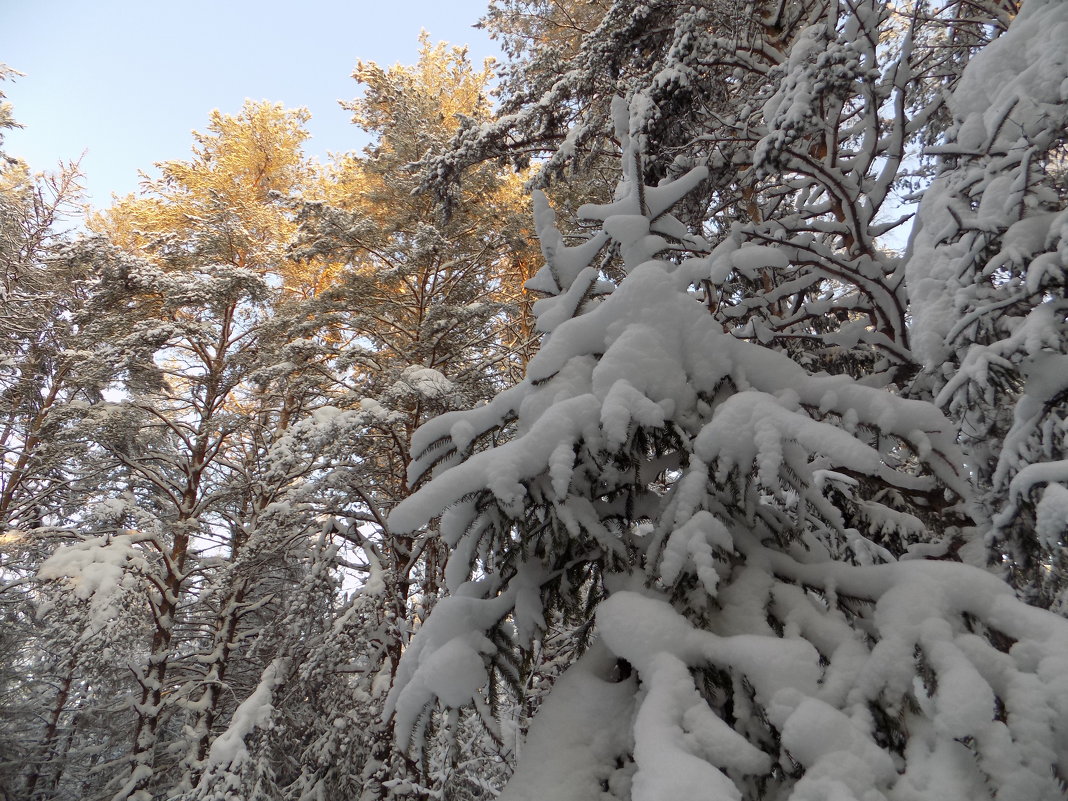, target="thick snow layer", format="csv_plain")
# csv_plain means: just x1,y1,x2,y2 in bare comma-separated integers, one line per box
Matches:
729,245,791,278
38,533,147,631
776,693,897,799
499,644,635,801
659,510,731,594
1035,482,1068,547
598,591,821,703
949,0,1068,143
390,365,454,400
629,653,758,801
385,586,515,751
206,658,287,769
906,0,1068,368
